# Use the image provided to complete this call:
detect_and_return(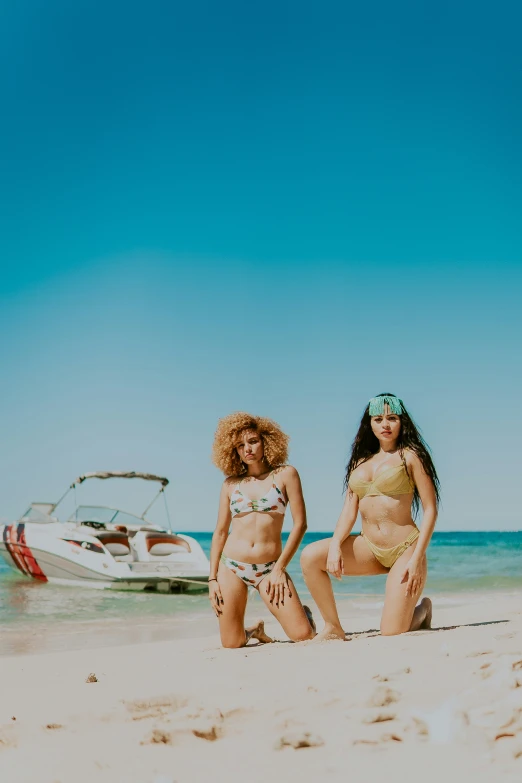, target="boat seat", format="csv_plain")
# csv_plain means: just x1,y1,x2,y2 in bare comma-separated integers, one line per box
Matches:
144,532,191,556
96,531,132,558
